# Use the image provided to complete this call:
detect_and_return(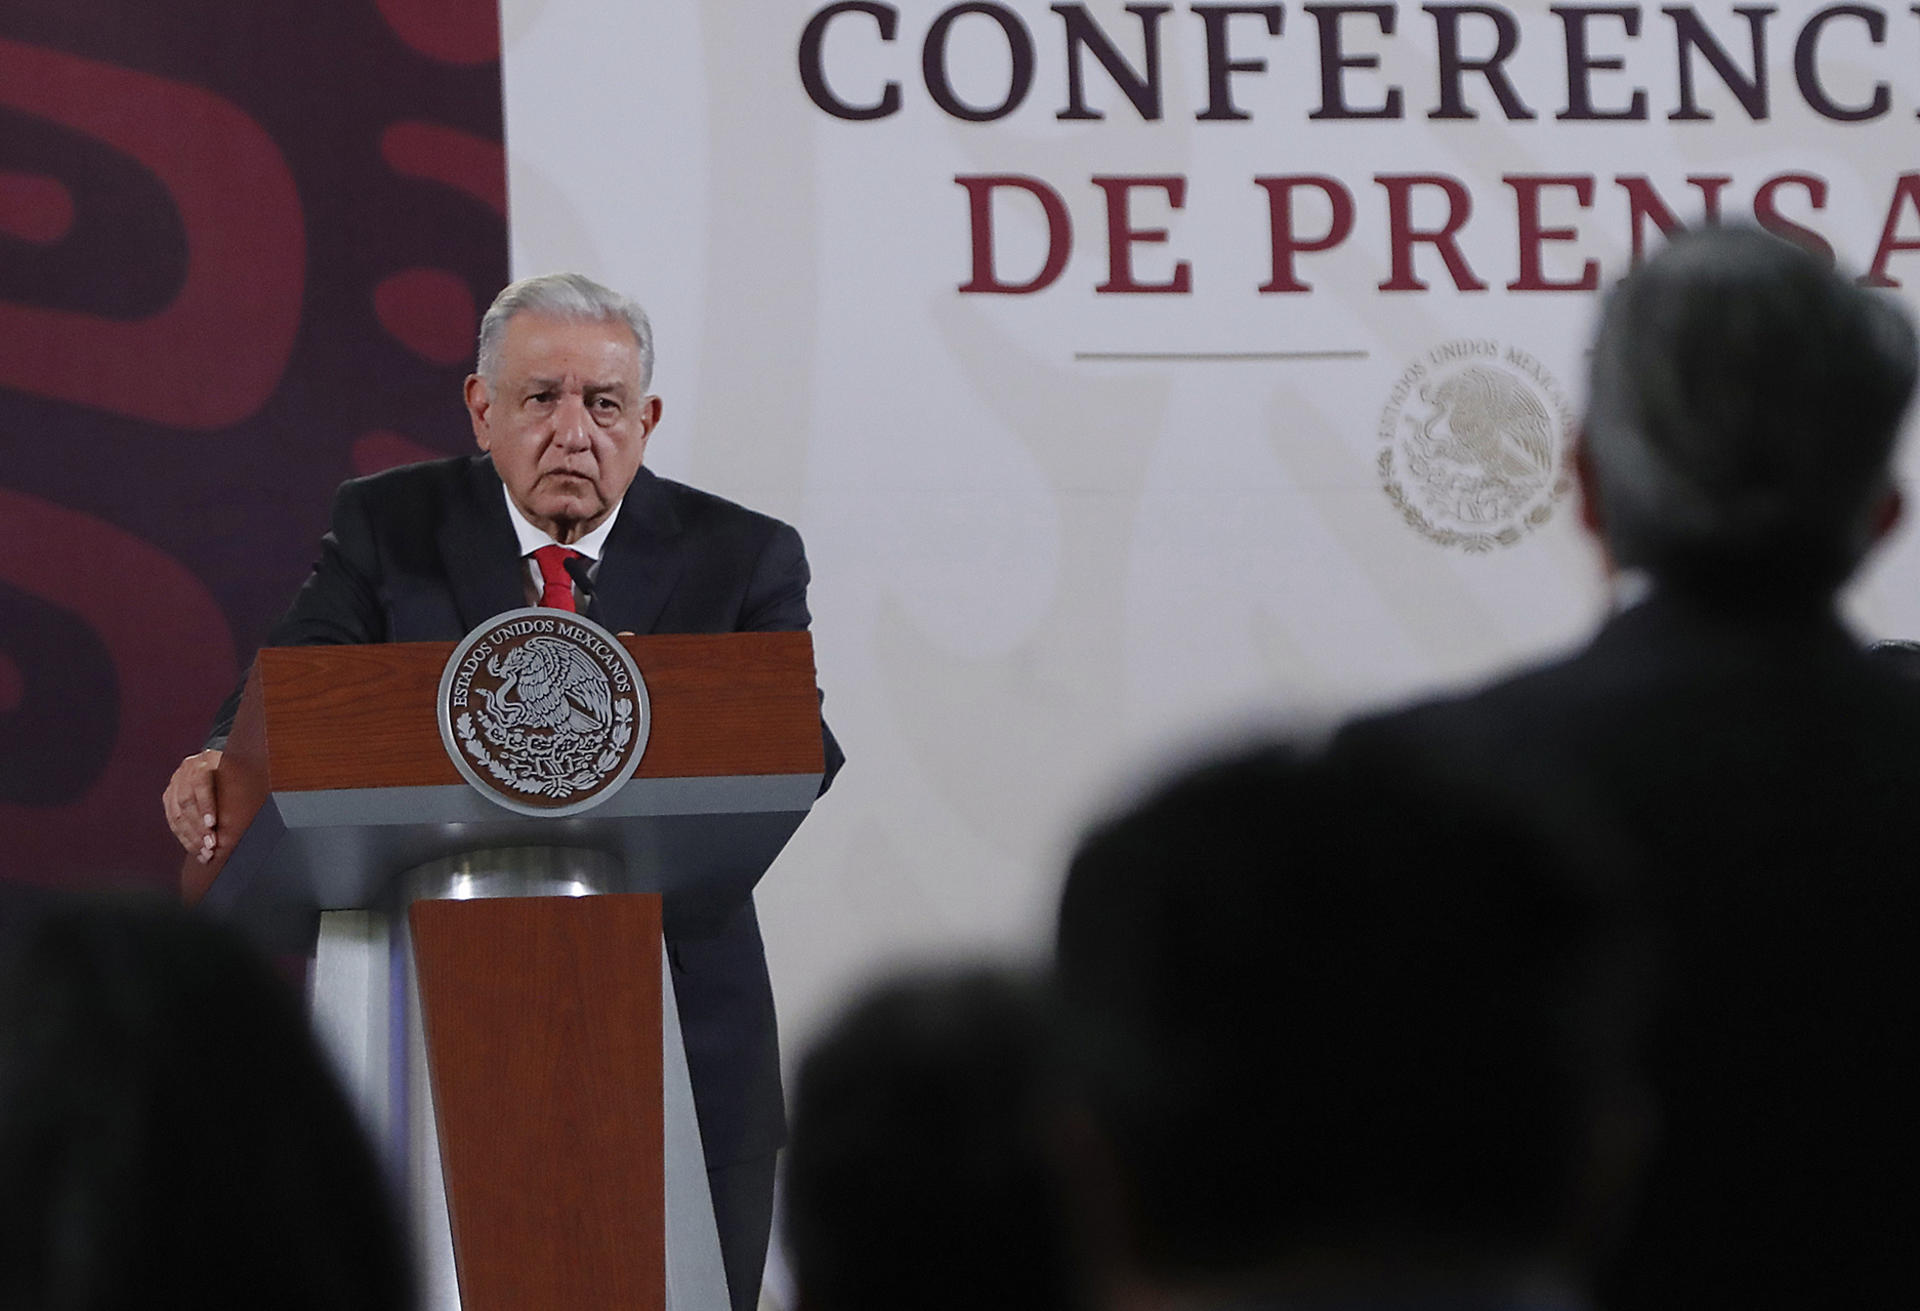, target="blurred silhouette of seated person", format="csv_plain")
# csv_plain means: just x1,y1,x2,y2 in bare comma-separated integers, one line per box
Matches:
1335,226,1920,1310
0,896,413,1310
1055,741,1649,1311
782,965,1091,1311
